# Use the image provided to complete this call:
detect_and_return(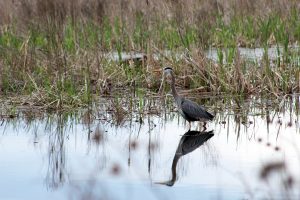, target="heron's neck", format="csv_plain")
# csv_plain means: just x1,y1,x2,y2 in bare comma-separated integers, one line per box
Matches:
170,76,179,99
